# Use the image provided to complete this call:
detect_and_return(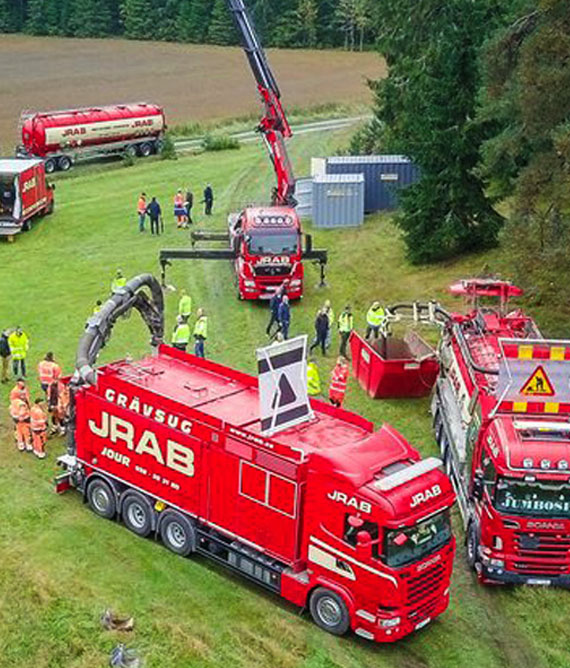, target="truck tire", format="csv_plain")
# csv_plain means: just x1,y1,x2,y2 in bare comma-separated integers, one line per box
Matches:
125,145,137,158
139,142,153,158
87,478,116,520
466,522,480,571
309,587,350,636
44,158,57,174
121,493,153,538
58,155,72,171
160,512,196,556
